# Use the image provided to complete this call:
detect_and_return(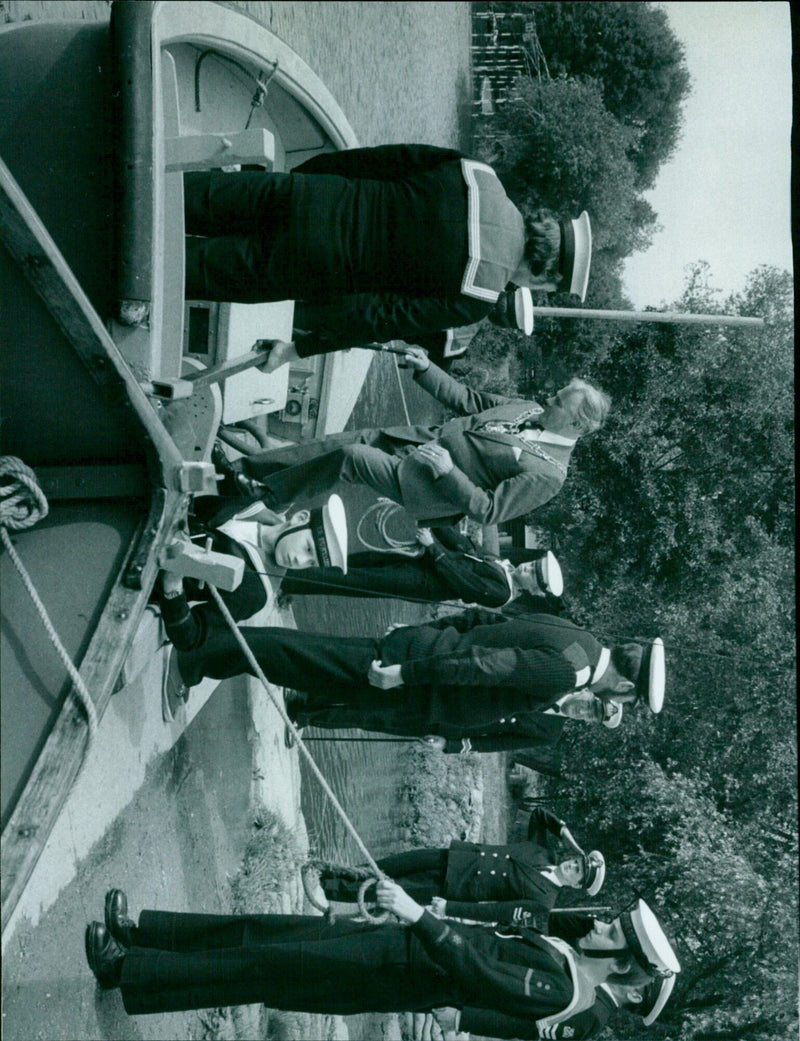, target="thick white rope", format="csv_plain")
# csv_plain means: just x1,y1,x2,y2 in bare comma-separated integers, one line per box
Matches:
206,583,386,886
355,498,420,555
391,350,412,425
0,457,99,747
